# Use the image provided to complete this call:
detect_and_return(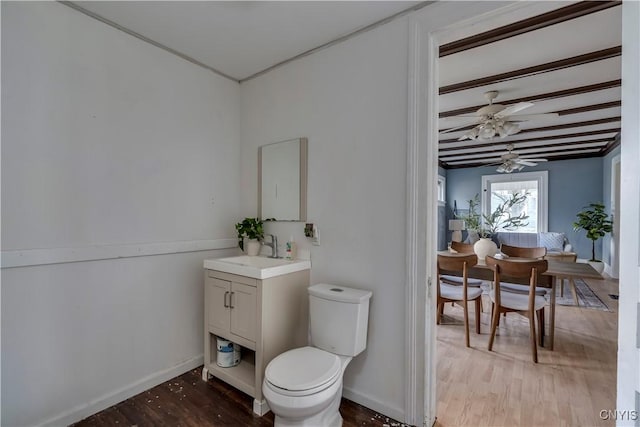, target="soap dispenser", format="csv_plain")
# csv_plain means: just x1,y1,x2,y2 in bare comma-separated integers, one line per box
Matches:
285,236,297,260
